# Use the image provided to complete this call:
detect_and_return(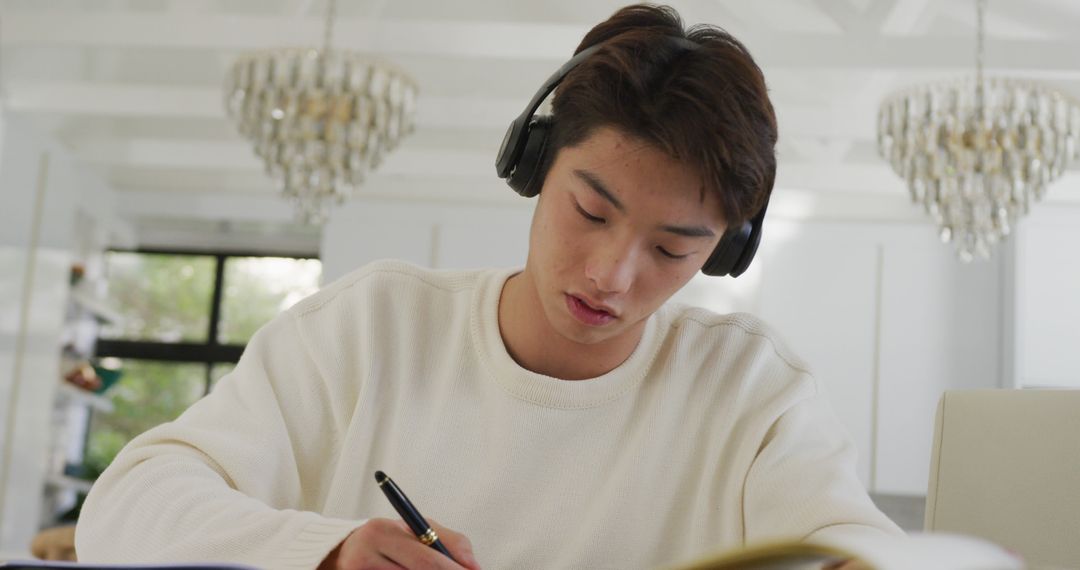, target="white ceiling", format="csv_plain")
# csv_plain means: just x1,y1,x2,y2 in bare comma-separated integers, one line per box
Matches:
2,0,1080,234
